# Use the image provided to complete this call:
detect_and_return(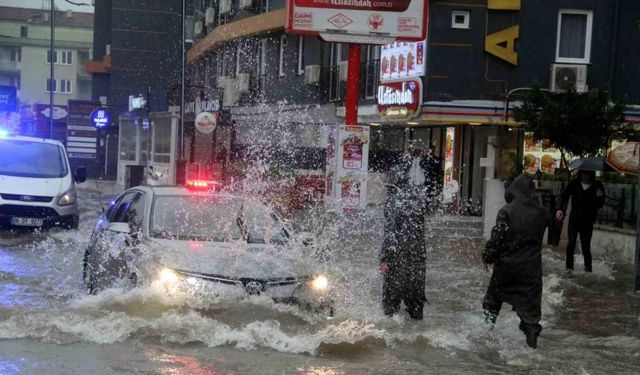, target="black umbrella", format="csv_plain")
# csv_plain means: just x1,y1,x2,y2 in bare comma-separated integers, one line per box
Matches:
568,157,605,171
